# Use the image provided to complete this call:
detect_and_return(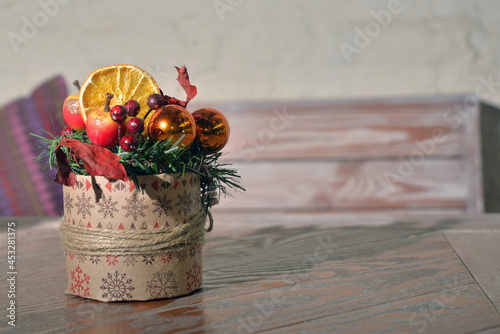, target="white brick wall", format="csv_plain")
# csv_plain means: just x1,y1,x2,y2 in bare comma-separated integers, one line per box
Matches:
1,0,500,106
